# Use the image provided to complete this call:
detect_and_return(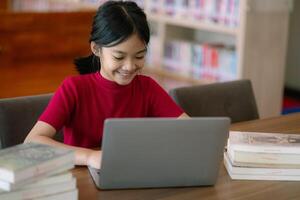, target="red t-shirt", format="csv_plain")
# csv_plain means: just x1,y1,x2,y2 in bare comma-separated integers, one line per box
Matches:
39,72,183,148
